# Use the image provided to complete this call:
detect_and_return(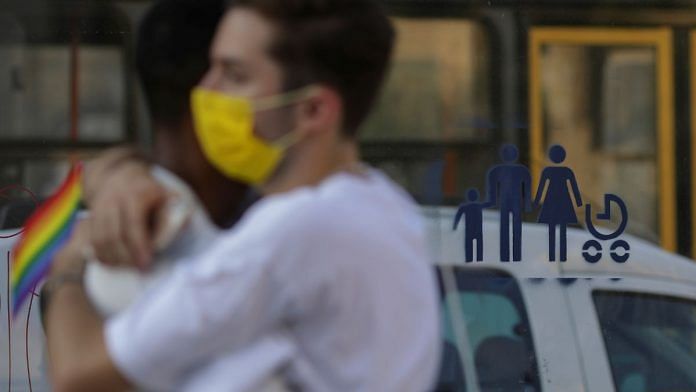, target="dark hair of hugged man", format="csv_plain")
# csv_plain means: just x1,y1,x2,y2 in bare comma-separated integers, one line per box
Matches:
137,0,227,129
